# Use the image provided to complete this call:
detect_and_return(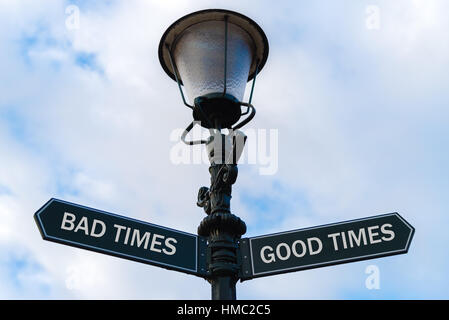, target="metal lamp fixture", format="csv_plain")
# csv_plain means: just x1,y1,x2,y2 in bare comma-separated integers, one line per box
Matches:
159,9,269,140
159,9,269,300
